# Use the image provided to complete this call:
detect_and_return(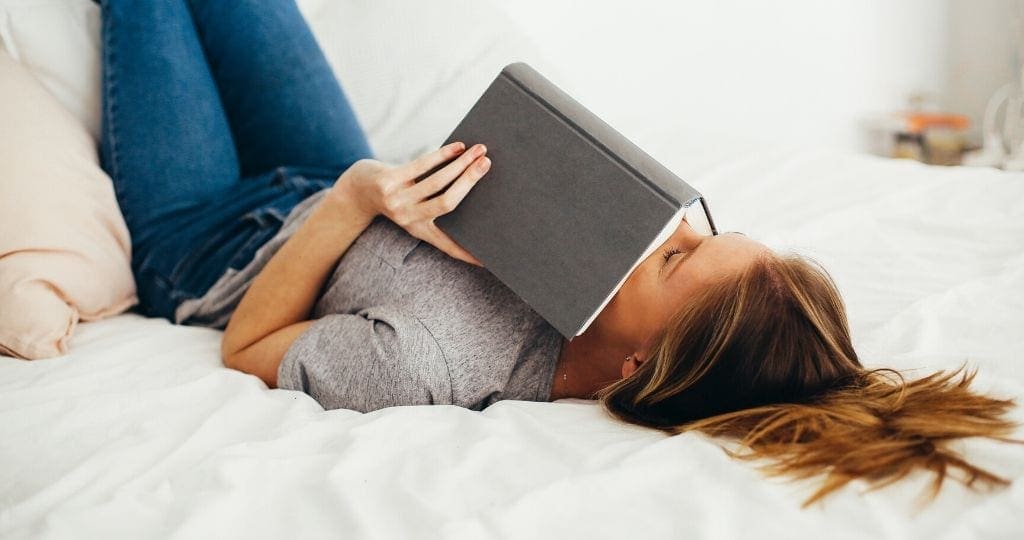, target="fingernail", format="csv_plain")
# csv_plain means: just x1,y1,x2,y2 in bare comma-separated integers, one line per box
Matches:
450,141,465,152
478,157,491,171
